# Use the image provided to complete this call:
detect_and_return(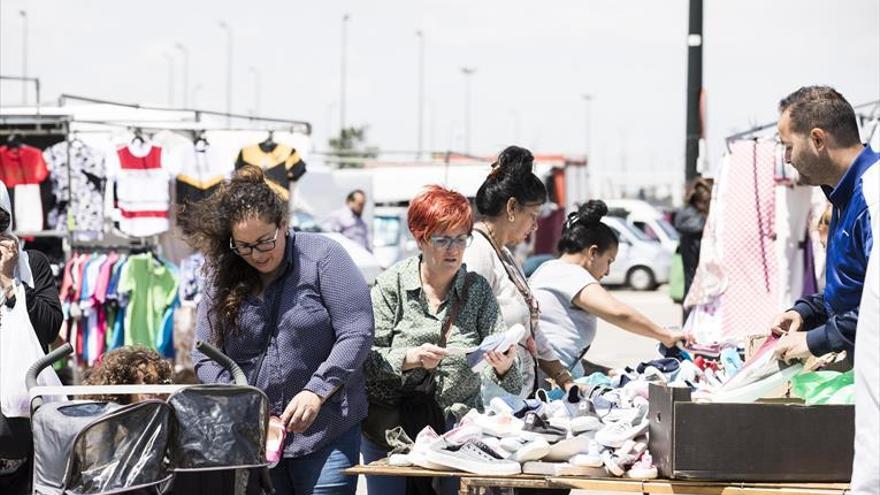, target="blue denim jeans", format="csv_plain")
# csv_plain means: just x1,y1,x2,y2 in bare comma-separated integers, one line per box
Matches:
269,425,361,495
360,418,458,495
